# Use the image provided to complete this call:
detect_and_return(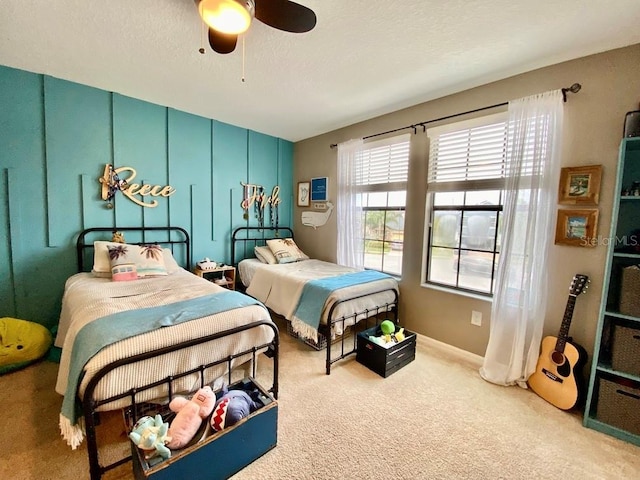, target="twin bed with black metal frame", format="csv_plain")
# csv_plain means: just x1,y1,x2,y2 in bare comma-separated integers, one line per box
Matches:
231,226,399,375
55,226,279,480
